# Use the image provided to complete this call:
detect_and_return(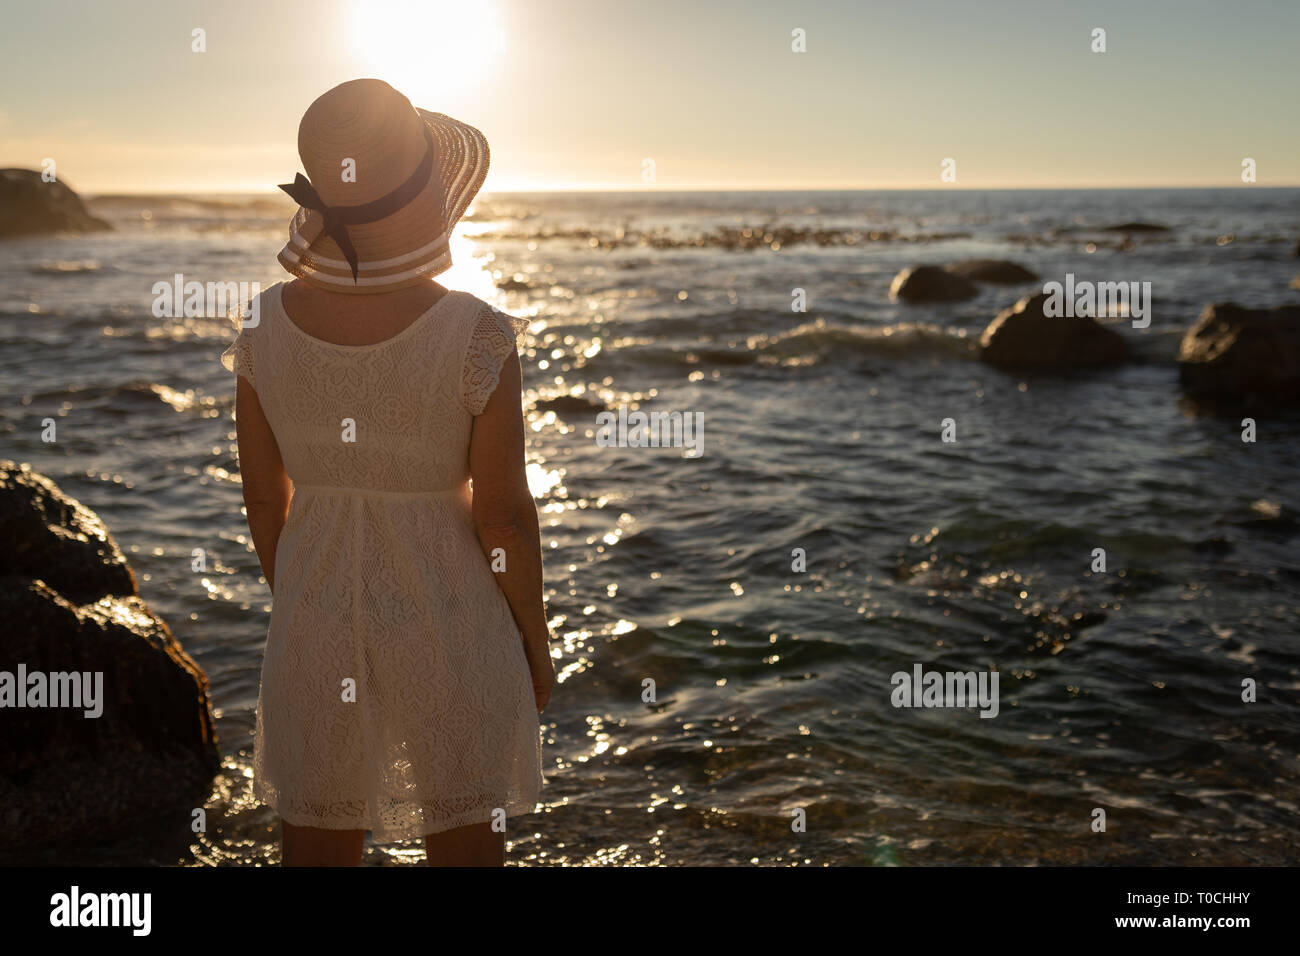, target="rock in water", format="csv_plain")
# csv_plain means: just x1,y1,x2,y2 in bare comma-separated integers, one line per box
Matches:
979,293,1128,369
0,461,219,855
1178,303,1300,407
533,394,606,416
0,168,112,238
890,265,978,303
945,259,1038,284
1102,222,1170,233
